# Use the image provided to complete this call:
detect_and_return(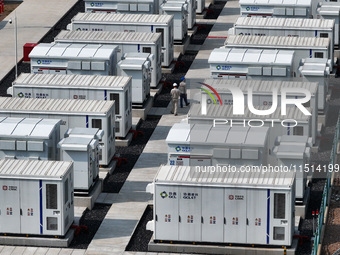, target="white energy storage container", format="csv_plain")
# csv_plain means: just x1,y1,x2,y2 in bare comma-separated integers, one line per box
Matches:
54,30,162,87
0,118,61,161
208,48,294,79
160,2,188,41
188,104,315,154
146,165,295,246
0,97,115,166
168,0,196,29
196,0,205,13
273,135,311,200
166,123,269,167
298,58,331,112
0,159,74,236
117,53,151,104
29,43,118,76
68,13,174,67
239,0,312,18
84,0,159,14
231,17,336,47
224,35,332,72
10,73,132,138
